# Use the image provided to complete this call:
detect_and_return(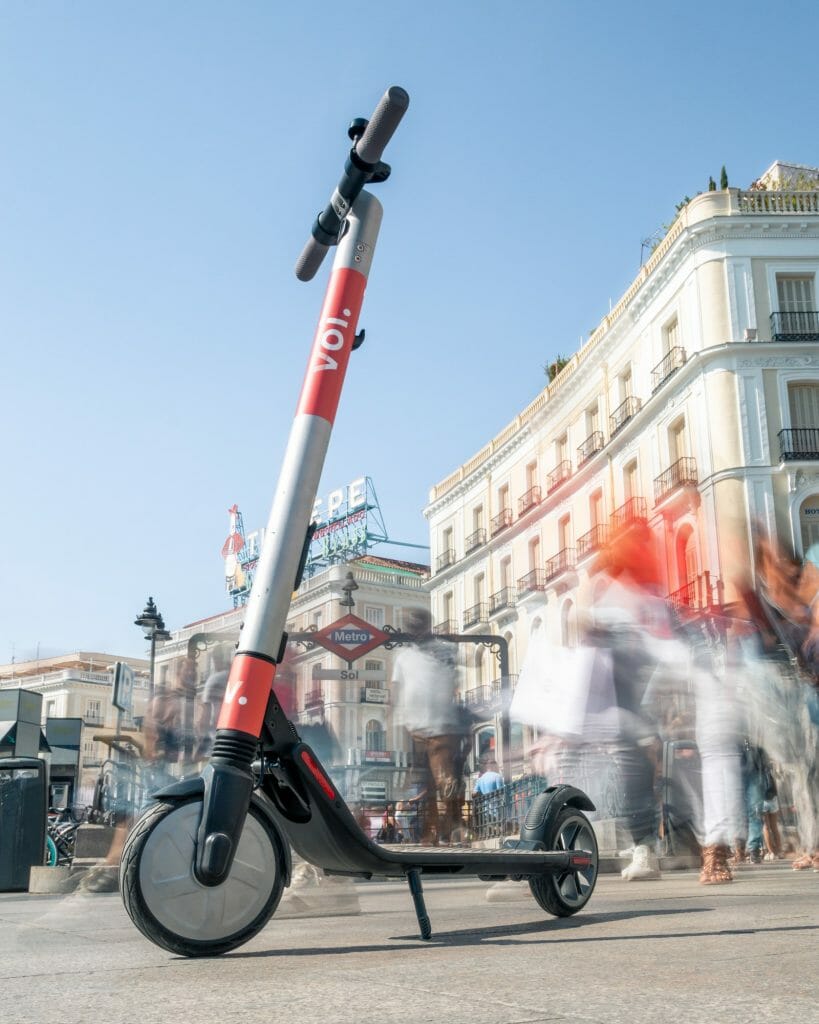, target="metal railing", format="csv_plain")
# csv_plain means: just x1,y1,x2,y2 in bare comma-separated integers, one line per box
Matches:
611,496,648,531
461,679,502,710
610,395,642,436
577,430,605,466
463,602,488,629
654,457,698,503
771,311,819,341
517,568,546,594
464,527,486,554
435,548,456,573
544,546,576,581
489,587,516,614
490,508,513,535
470,775,546,842
576,523,608,560
433,618,459,636
651,346,686,393
303,688,324,709
668,572,723,612
547,459,572,493
779,428,819,461
518,485,542,516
